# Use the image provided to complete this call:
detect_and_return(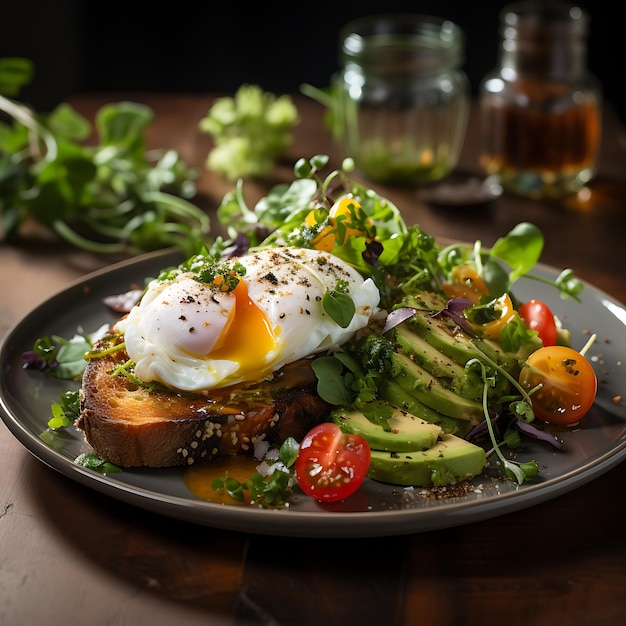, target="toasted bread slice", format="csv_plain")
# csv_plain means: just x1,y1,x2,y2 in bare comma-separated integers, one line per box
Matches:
76,346,330,468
